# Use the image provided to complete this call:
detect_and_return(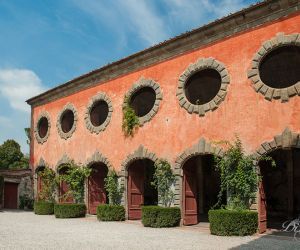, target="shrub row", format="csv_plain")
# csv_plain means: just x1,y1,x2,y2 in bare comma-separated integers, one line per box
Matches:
34,201,54,215
142,206,181,228
208,209,258,236
97,204,125,221
54,203,86,218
